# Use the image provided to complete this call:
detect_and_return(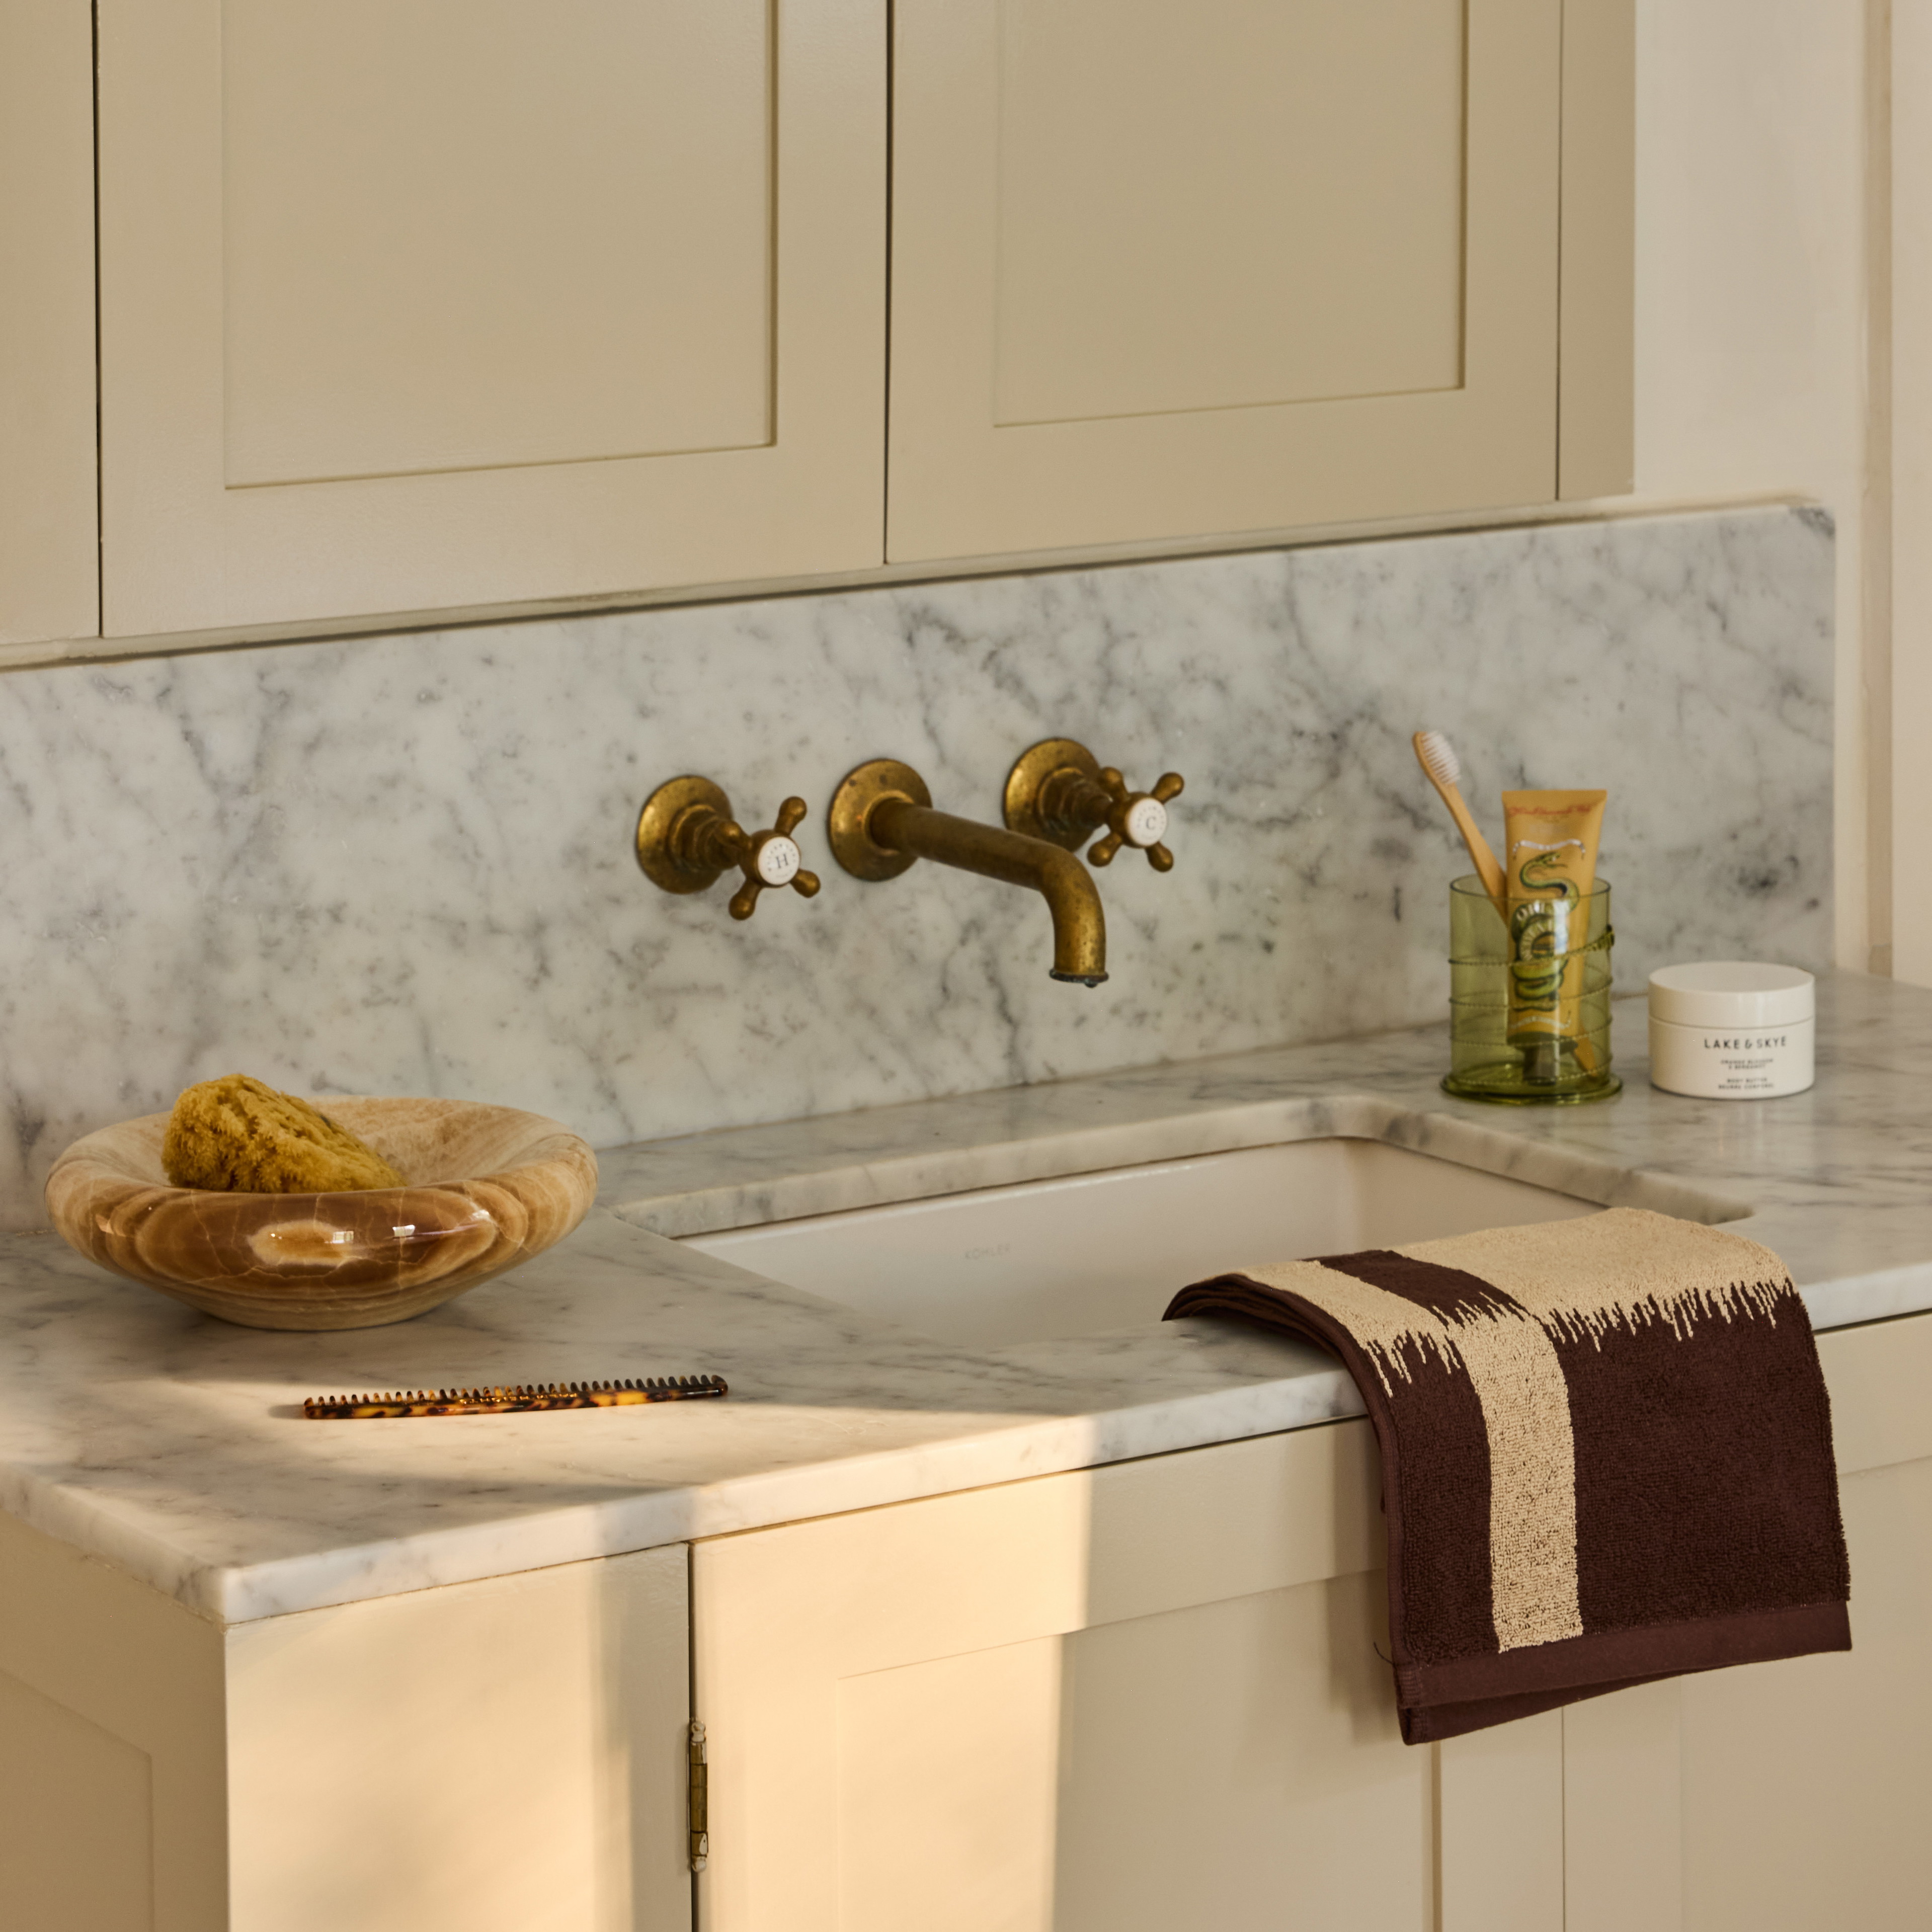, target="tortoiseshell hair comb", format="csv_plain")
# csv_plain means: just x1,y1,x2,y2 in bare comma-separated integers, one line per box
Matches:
303,1375,729,1420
